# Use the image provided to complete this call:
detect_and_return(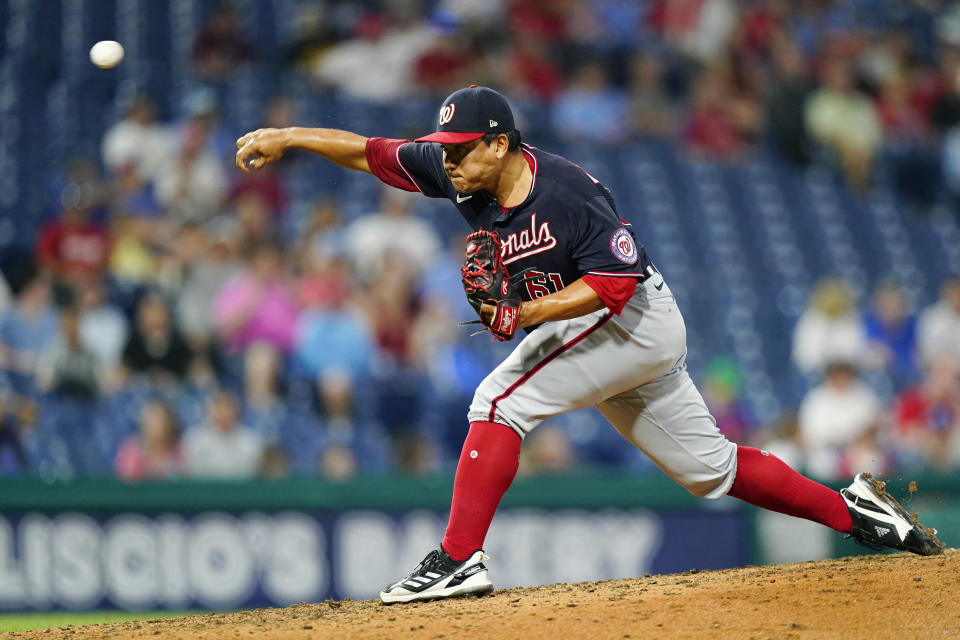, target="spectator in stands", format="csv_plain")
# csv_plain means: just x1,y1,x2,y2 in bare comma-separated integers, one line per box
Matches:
120,292,193,384
181,88,237,162
108,215,160,286
182,390,264,478
792,278,867,378
683,62,758,159
502,37,564,103
281,3,338,73
109,159,164,221
798,361,884,480
862,279,919,384
343,188,441,283
318,443,357,481
174,222,241,349
154,118,228,223
314,371,393,474
362,255,421,366
701,356,756,443
294,295,374,410
752,411,804,470
805,57,883,190
765,35,814,165
874,67,942,207
928,45,960,133
296,239,353,312
394,430,441,476
213,237,299,356
114,399,182,481
293,195,342,264
101,95,168,183
876,70,928,143
413,12,472,97
75,279,128,378
259,444,291,479
192,3,255,82
917,276,960,369
231,192,277,258
312,11,430,103
551,62,630,145
0,389,26,476
648,0,737,63
35,191,110,287
507,0,568,42
519,424,575,475
227,96,295,215
0,276,59,389
892,359,960,470
36,306,99,401
243,340,282,411
627,51,676,139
